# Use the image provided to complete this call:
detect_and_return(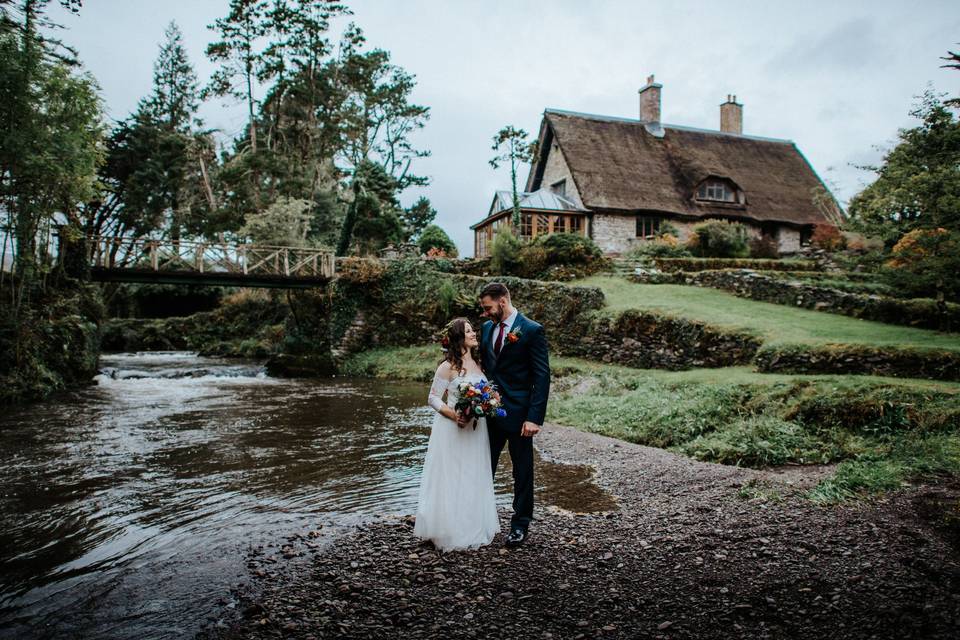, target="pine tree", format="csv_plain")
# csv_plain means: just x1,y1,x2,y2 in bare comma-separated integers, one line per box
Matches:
147,21,199,133
205,0,269,153
401,196,437,242
133,21,207,243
